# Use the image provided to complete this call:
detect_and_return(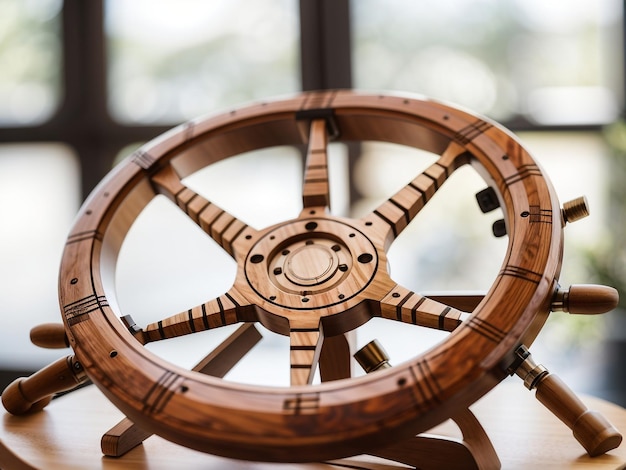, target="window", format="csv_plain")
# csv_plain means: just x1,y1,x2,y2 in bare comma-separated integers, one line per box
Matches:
0,0,62,125
0,1,623,399
352,0,622,125
0,144,80,367
105,0,300,123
